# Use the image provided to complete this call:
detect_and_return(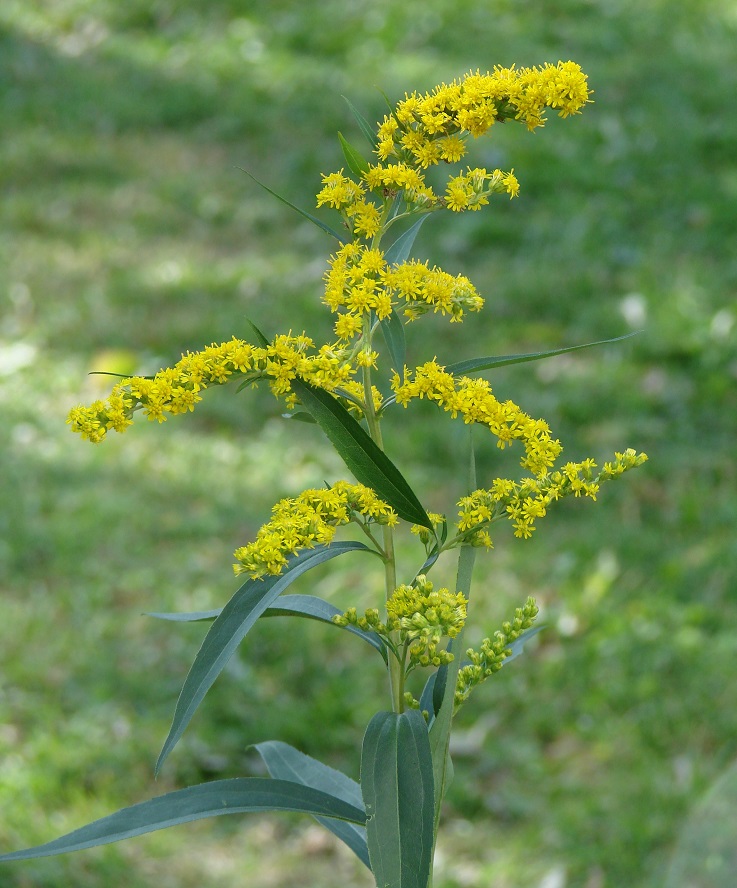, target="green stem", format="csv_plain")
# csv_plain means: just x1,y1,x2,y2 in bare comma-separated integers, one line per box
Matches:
360,318,402,713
